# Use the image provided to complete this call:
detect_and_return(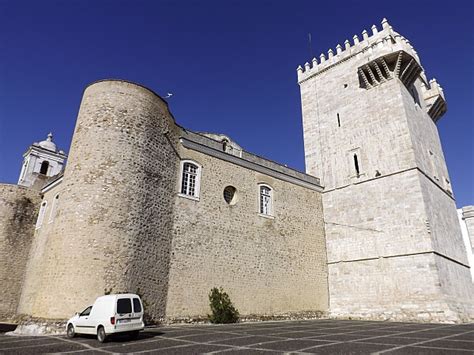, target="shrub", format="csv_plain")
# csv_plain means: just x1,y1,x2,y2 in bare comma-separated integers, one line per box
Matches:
208,287,239,323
